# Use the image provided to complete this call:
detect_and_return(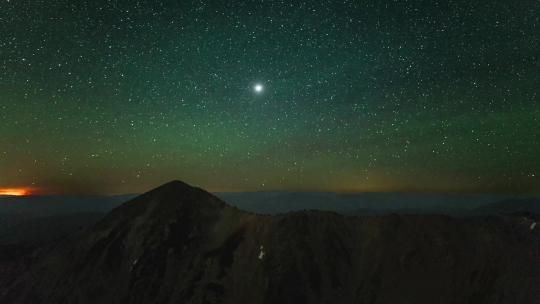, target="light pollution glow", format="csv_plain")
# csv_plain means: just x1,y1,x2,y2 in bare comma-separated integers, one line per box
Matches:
0,188,32,196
